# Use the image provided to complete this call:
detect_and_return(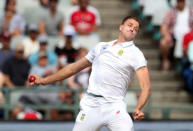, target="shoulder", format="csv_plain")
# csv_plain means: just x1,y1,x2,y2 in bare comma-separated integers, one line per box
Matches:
3,56,14,65
165,7,177,16
47,51,57,58
11,13,25,22
128,45,145,58
94,41,113,50
87,6,99,14
70,6,80,15
29,52,38,59
41,10,49,17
